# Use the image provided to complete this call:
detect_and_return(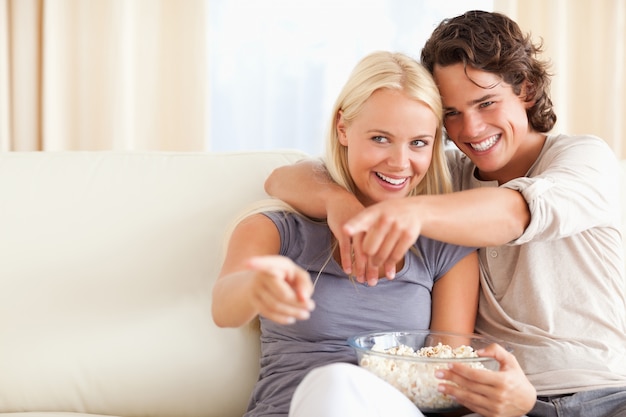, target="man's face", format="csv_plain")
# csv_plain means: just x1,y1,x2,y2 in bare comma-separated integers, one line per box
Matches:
434,63,539,183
